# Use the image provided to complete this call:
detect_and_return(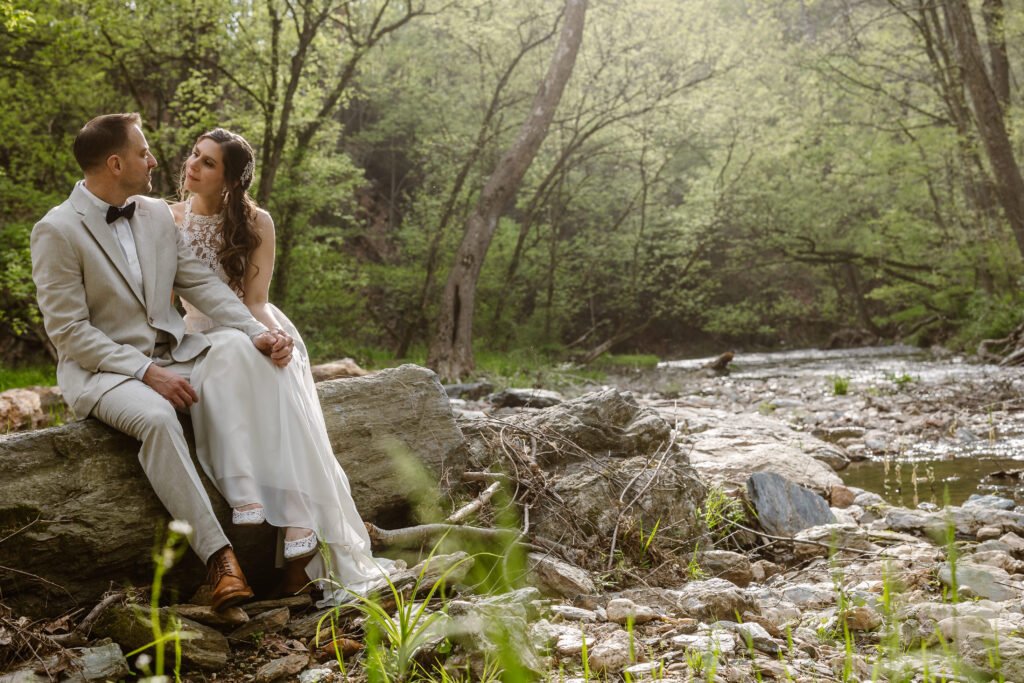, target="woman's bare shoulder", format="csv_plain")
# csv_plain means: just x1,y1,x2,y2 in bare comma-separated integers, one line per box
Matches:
252,207,275,236
167,201,186,225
